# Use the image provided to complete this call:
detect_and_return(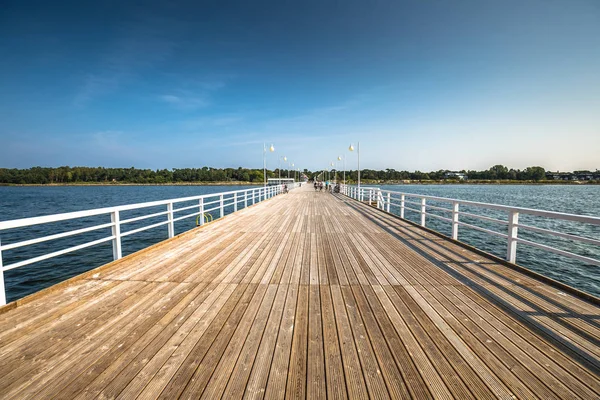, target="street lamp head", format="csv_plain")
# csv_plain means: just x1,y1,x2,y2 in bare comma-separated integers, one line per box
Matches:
269,144,275,152
291,163,294,167
349,144,354,152
330,162,334,166
338,156,342,161
283,156,287,161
